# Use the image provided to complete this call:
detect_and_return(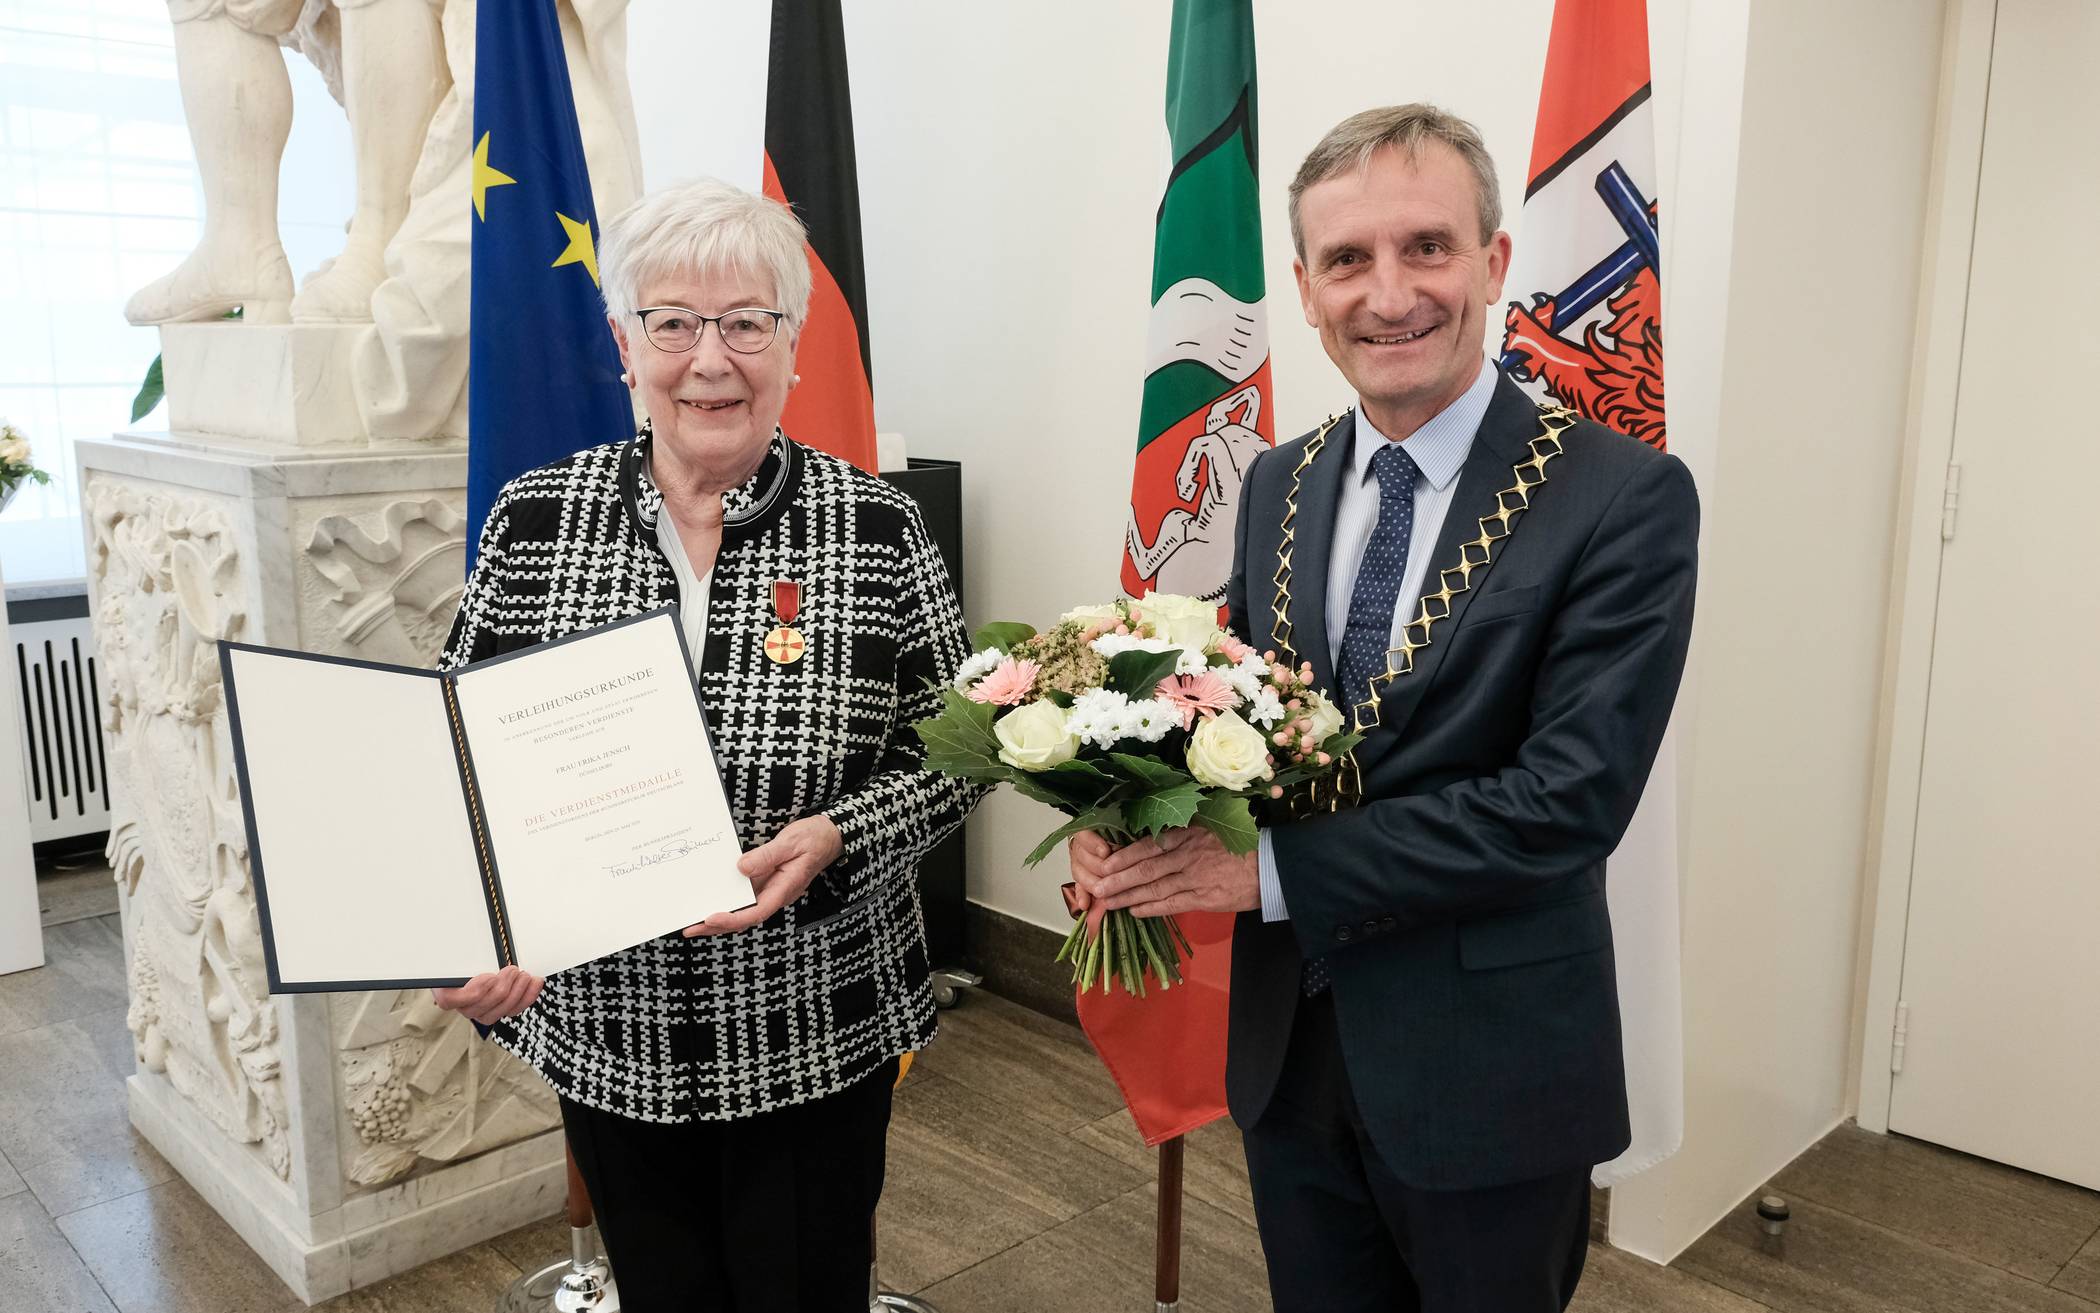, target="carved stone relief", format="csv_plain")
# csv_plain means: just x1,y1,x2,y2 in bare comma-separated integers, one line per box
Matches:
87,477,290,1178
331,991,559,1188
297,495,560,1188
299,497,466,664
